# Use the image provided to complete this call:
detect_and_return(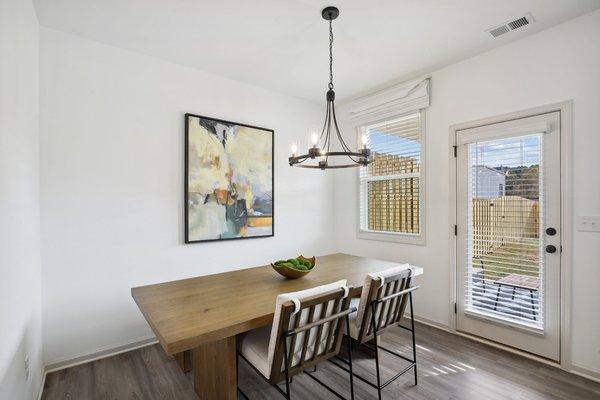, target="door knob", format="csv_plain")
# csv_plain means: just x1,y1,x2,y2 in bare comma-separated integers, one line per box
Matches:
545,245,557,254
546,227,557,236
